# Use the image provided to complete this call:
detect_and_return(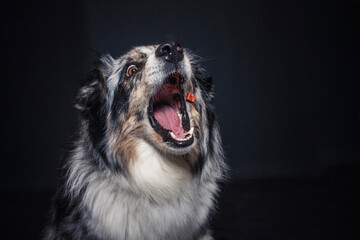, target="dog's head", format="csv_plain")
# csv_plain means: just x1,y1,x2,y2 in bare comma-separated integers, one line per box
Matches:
75,42,214,170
